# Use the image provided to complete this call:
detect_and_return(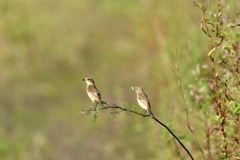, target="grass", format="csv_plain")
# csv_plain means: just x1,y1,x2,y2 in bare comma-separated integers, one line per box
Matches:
0,0,239,159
